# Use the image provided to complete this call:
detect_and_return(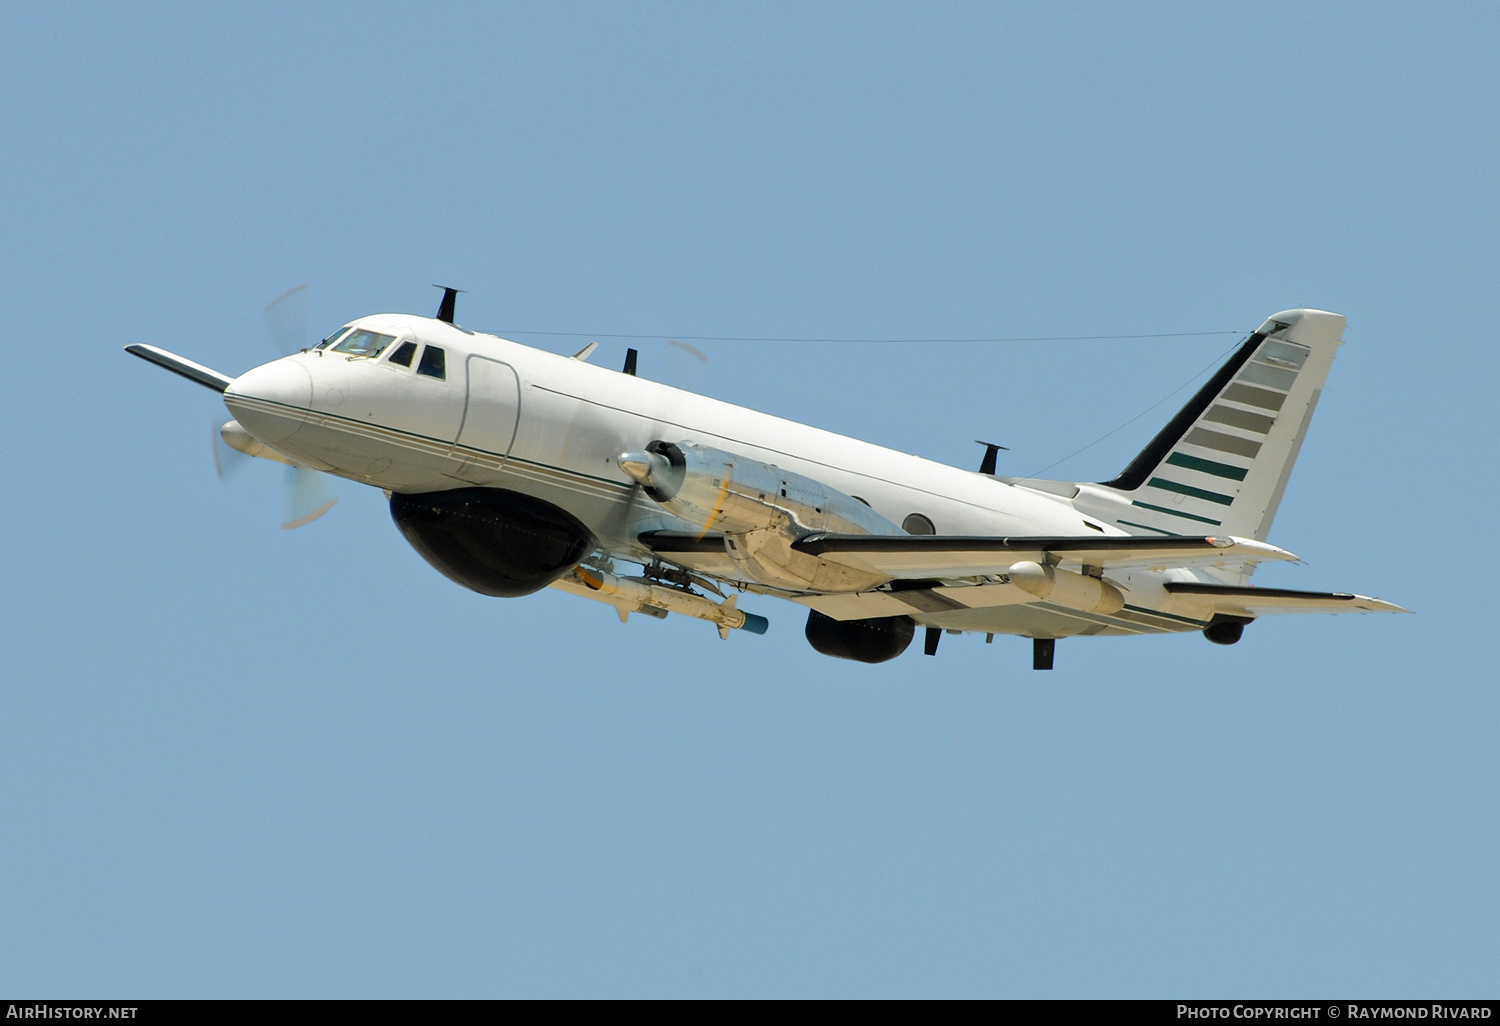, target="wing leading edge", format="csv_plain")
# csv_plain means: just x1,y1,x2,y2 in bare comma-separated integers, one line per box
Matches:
639,530,1404,629
786,531,1298,578
641,530,1298,580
